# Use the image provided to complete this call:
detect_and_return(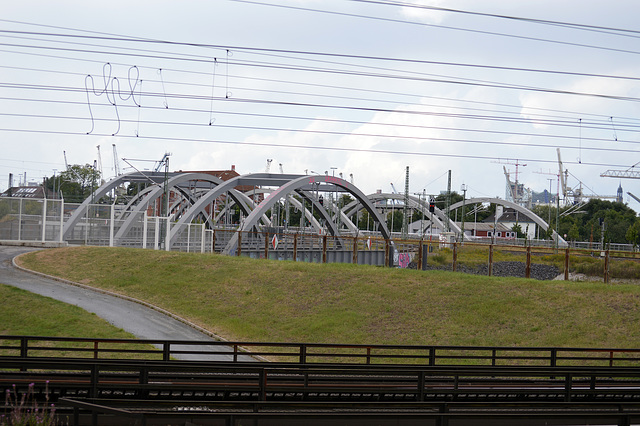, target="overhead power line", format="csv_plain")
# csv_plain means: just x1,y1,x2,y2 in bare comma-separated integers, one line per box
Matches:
224,0,640,56
3,39,640,105
4,110,640,154
347,0,640,37
0,126,632,170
